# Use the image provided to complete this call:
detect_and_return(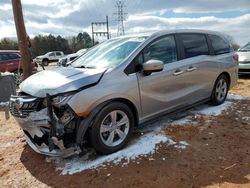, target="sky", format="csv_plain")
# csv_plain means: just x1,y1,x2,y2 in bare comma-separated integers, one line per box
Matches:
0,0,250,45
